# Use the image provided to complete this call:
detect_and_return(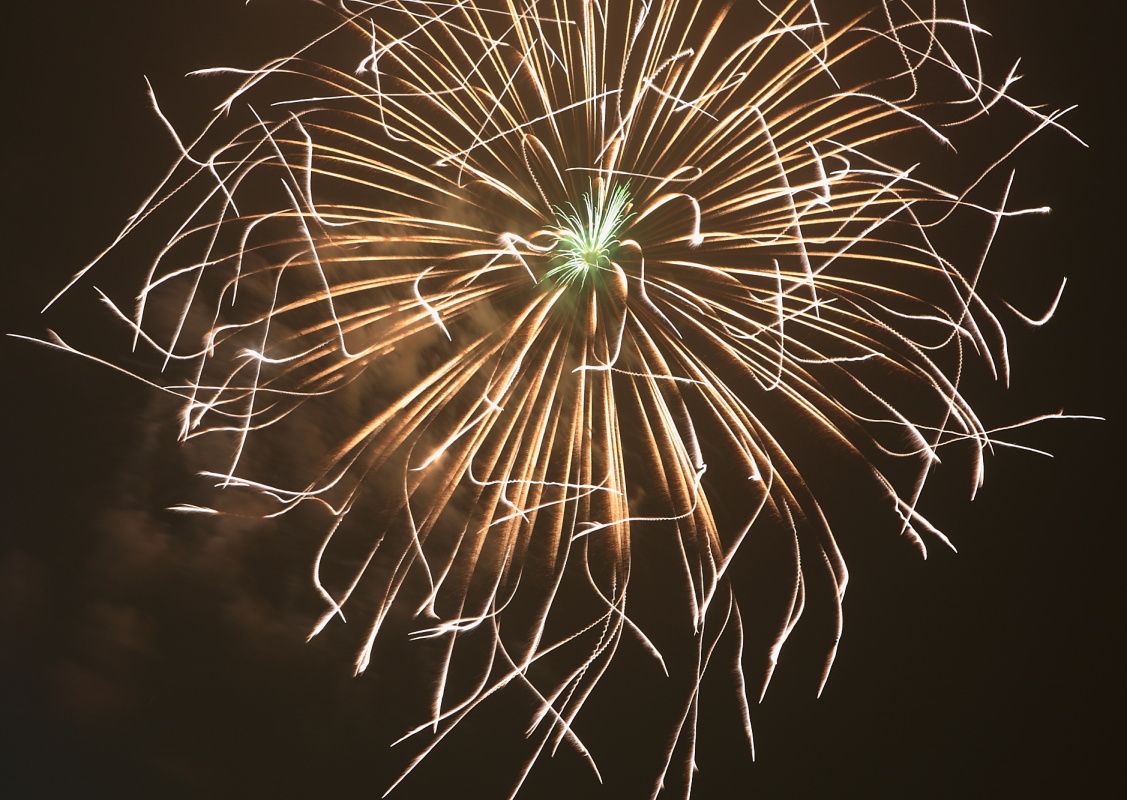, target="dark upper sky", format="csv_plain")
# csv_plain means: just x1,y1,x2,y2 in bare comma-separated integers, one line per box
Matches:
3,2,1121,798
